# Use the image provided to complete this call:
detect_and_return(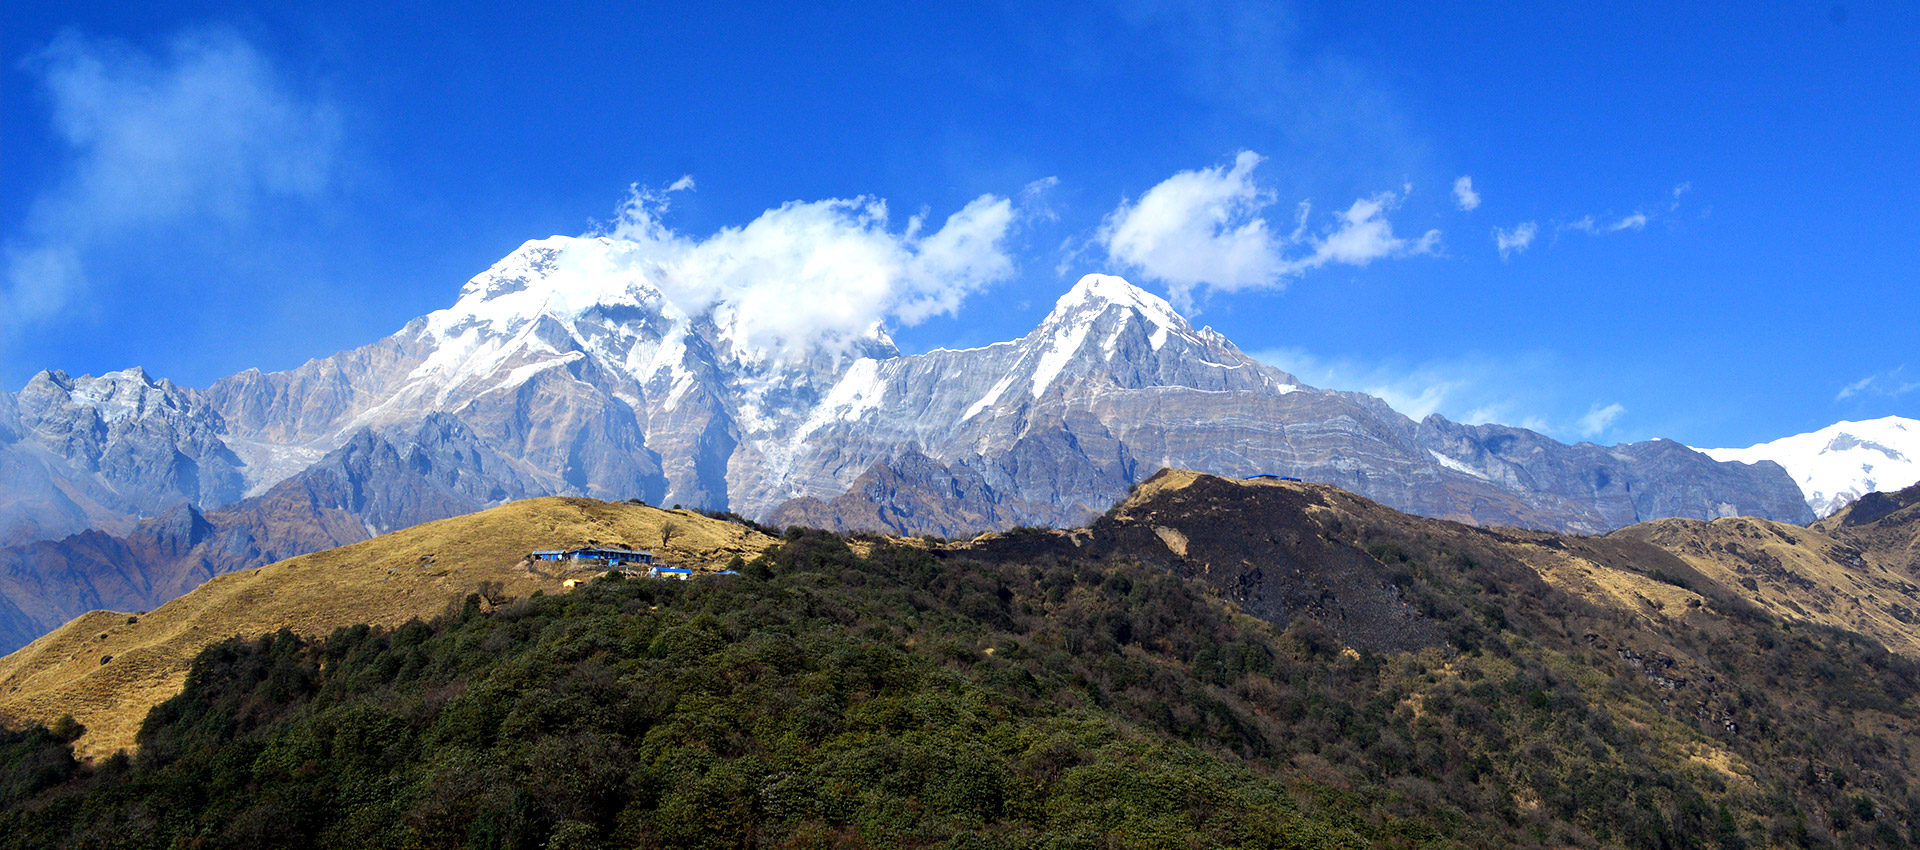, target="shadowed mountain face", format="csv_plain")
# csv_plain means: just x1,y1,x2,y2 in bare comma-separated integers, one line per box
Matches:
0,415,535,654
764,449,1069,538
